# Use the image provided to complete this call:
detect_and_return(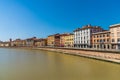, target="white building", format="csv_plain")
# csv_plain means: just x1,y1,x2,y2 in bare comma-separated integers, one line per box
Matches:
74,24,103,48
